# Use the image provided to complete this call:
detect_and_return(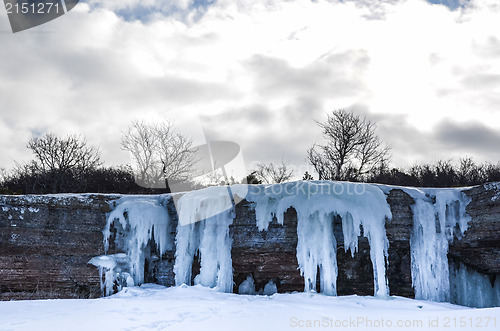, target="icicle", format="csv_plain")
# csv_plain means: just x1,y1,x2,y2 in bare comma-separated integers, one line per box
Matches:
99,196,172,290
88,253,133,296
410,198,449,301
173,221,200,287
450,262,500,308
342,212,360,257
296,211,338,295
407,188,471,302
173,186,237,293
196,218,219,288
245,181,392,297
